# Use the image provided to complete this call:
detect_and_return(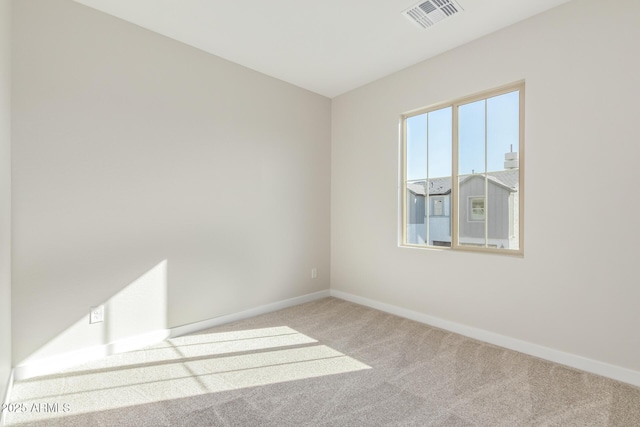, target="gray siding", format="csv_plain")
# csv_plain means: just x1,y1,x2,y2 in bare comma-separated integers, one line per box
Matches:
459,176,511,240
407,190,425,225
